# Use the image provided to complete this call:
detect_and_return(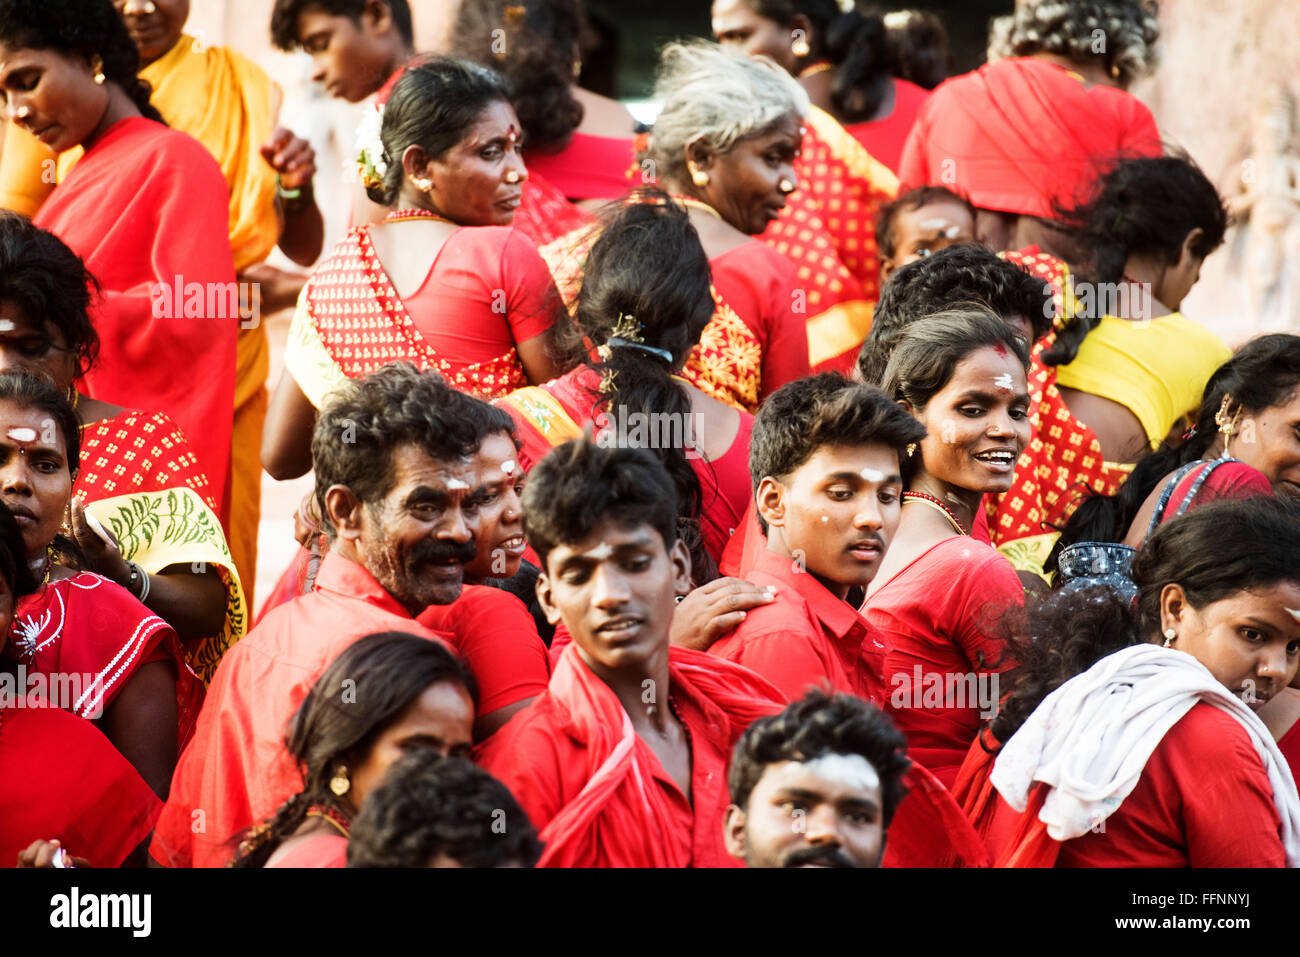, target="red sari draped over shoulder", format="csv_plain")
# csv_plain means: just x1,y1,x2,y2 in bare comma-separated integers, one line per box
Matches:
512,168,595,247
75,409,247,683
9,573,203,752
33,116,237,520
477,644,785,867
760,106,898,374
525,132,637,202
984,249,1130,576
496,366,755,564
0,696,161,868
285,224,558,405
898,57,1162,217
